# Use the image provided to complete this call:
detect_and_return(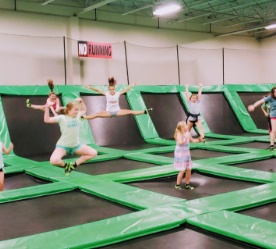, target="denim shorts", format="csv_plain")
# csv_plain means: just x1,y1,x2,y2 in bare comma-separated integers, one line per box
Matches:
56,144,82,155
108,110,119,117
